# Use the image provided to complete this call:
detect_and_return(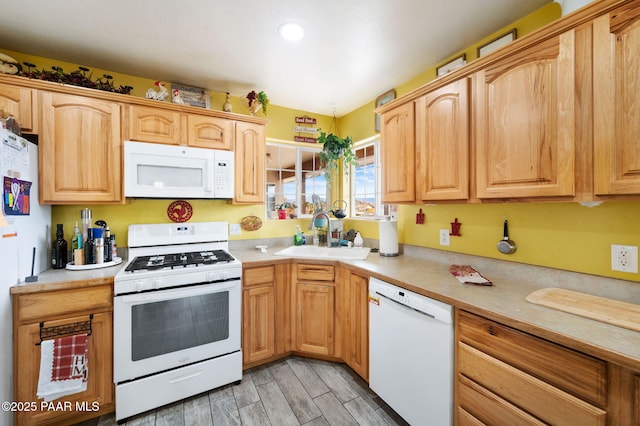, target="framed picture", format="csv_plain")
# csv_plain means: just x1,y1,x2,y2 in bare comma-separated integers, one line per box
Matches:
171,83,211,108
477,29,517,58
375,89,396,132
436,54,466,77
